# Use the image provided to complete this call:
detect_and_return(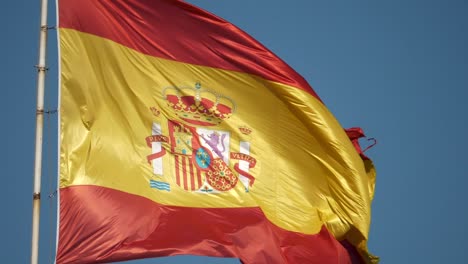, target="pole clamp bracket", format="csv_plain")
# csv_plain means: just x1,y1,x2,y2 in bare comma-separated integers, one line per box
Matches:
34,65,48,72
33,193,41,200
40,25,56,32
